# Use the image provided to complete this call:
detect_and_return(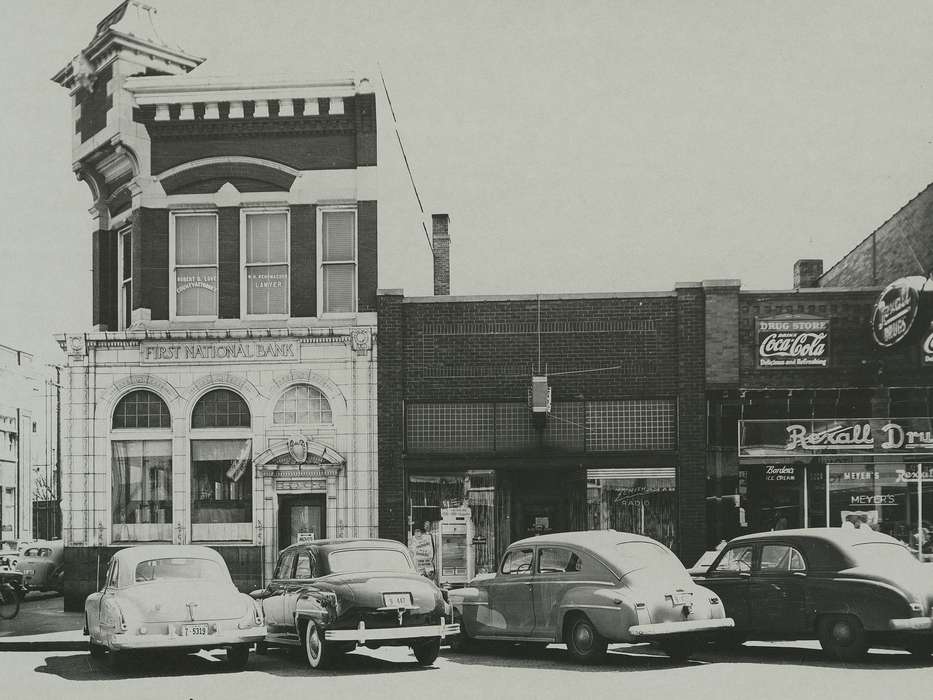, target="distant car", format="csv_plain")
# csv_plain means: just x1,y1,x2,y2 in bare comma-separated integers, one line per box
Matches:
690,528,933,660
84,545,266,671
252,538,459,669
0,539,30,572
17,540,64,592
448,531,734,663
